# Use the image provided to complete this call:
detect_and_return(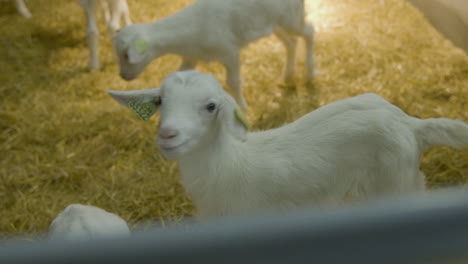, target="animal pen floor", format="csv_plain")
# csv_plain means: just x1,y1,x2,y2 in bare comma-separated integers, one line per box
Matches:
0,0,466,237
